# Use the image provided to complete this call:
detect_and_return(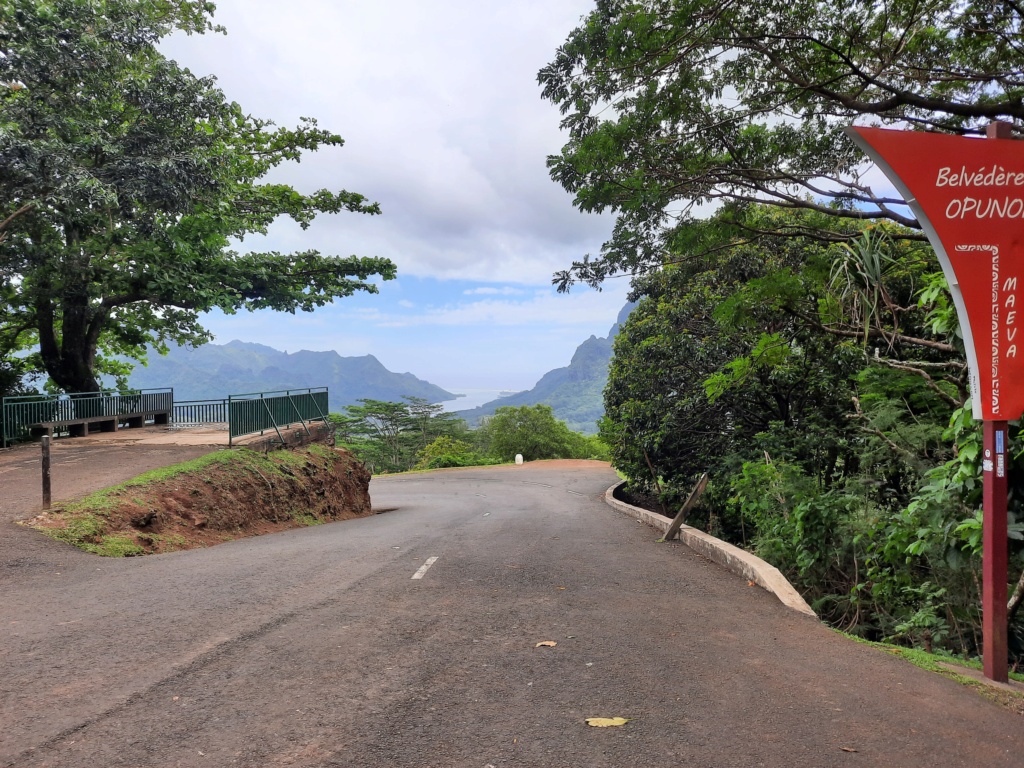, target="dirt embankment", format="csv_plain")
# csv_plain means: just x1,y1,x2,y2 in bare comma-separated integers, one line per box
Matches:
25,445,372,556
